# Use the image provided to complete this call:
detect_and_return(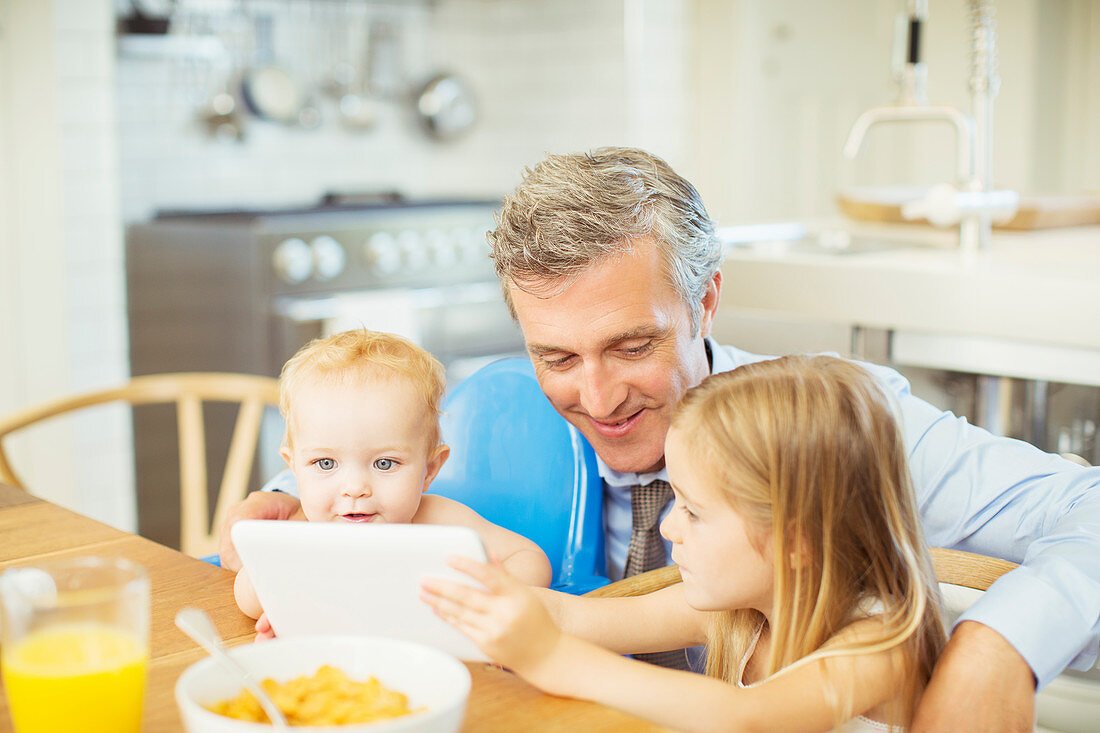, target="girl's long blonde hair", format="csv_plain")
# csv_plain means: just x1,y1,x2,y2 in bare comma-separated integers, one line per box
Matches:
670,355,946,723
